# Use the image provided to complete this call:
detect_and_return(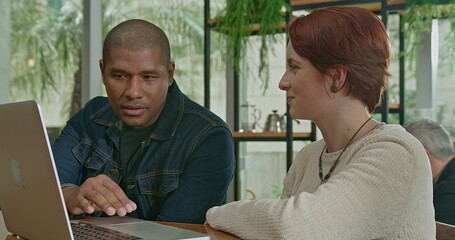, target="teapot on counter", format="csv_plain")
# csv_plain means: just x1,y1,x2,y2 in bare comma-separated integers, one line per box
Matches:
263,110,286,132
